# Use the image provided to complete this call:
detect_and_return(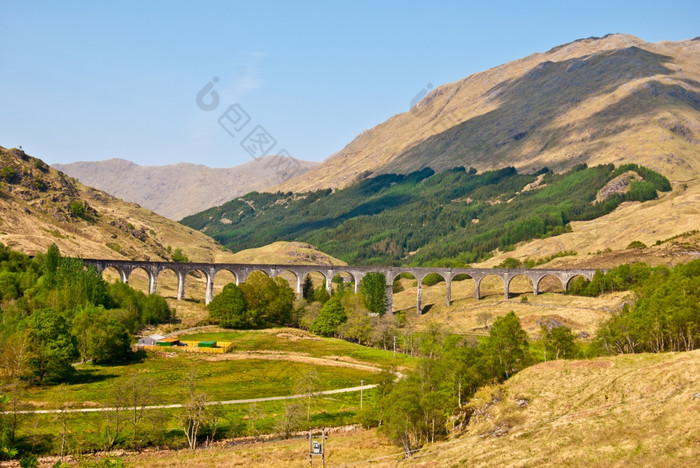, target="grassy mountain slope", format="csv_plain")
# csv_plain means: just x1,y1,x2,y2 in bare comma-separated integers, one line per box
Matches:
403,350,699,467
181,164,671,266
53,156,318,220
226,240,347,265
274,34,700,193
0,146,239,261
